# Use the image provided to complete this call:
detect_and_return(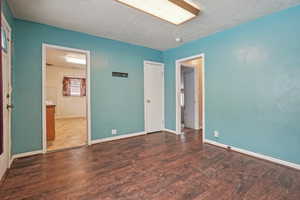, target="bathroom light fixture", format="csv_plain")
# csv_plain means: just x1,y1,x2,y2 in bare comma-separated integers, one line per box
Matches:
116,0,200,25
65,56,86,65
